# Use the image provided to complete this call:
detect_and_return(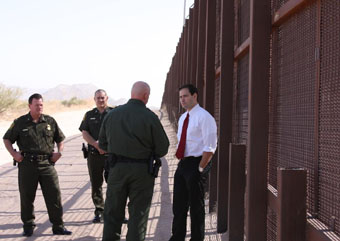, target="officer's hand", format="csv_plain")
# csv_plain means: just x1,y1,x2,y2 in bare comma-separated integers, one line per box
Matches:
51,152,62,163
98,148,106,155
13,151,23,162
93,141,106,155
